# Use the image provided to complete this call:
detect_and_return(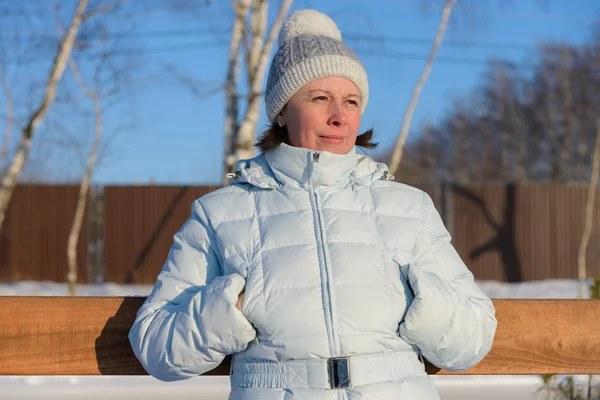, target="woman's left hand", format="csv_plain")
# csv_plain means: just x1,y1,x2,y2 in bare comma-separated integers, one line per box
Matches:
236,291,245,313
